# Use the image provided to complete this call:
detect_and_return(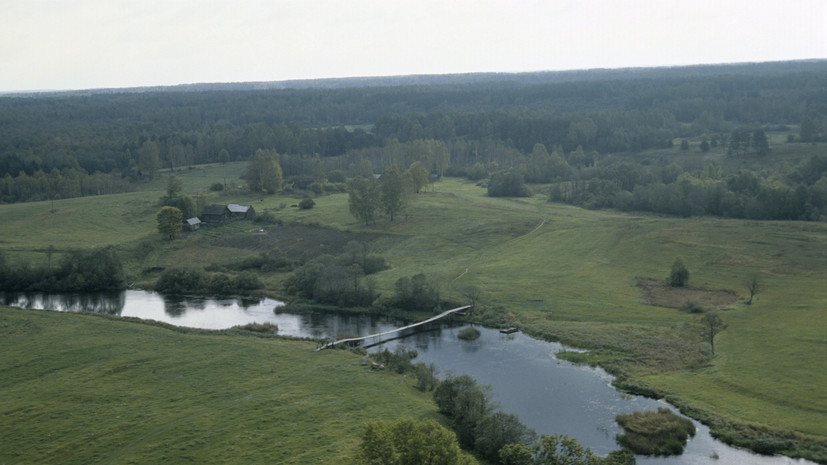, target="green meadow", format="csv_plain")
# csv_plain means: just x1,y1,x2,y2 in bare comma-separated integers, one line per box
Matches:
0,308,438,464
1,164,825,461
